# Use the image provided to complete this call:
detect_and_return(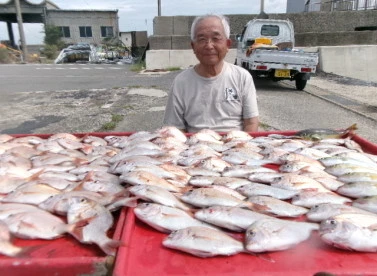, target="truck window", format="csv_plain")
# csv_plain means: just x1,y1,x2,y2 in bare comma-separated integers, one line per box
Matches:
261,25,279,36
